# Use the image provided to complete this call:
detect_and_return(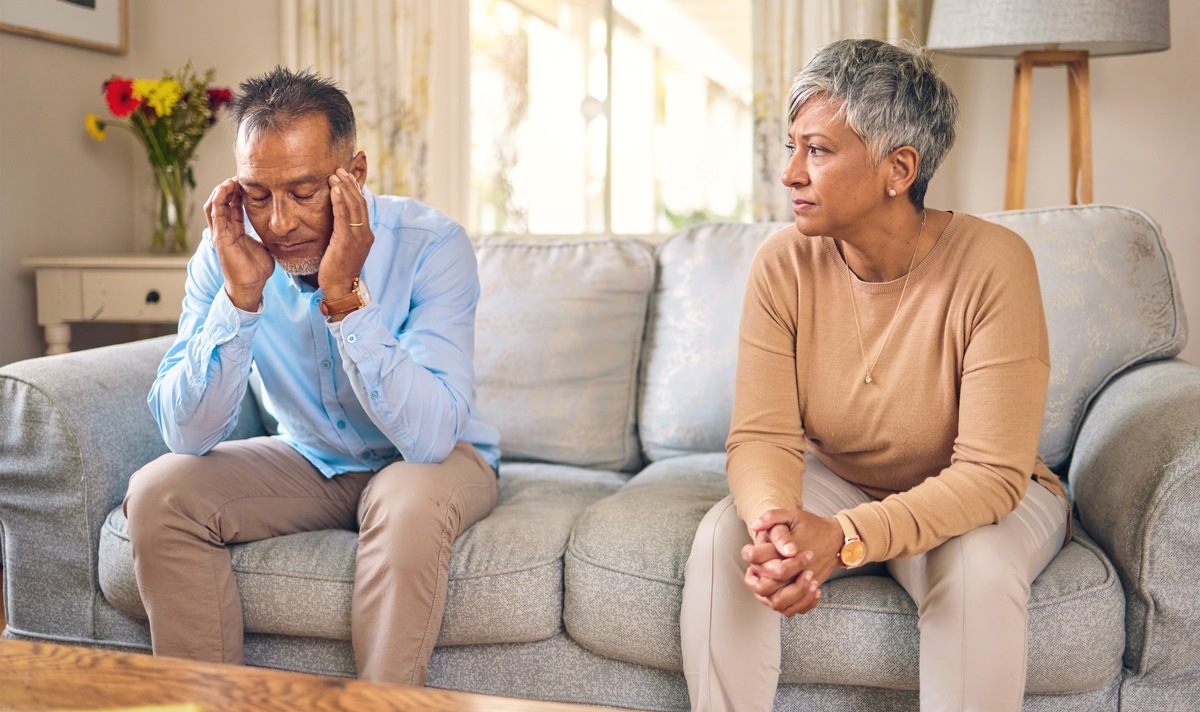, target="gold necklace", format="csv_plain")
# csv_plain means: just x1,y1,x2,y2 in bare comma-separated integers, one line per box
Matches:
846,209,926,385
